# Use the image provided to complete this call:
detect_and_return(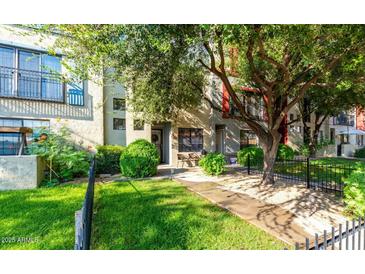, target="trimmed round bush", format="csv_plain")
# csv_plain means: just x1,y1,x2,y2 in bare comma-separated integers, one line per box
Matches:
276,144,295,161
120,139,160,178
237,146,264,166
354,147,365,158
344,163,365,217
199,152,226,176
96,145,125,175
